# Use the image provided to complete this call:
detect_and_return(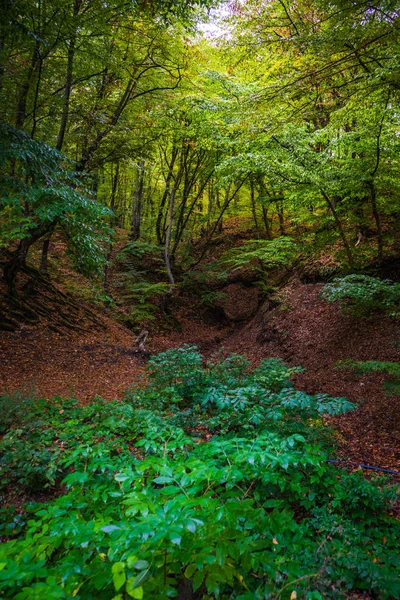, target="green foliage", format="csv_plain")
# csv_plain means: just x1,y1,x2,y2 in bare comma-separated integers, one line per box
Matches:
0,349,398,599
121,280,171,324
321,275,400,317
336,360,400,396
0,125,111,277
218,237,298,275
0,398,135,494
0,389,36,434
117,241,163,261
115,241,168,323
199,290,226,307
